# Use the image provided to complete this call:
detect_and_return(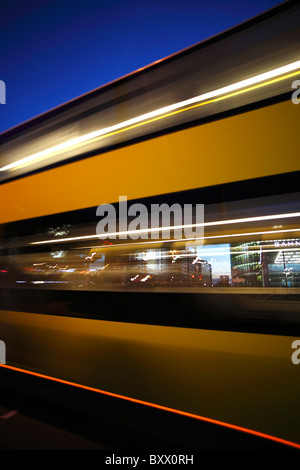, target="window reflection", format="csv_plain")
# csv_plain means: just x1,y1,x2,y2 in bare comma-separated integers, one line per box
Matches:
1,238,299,291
